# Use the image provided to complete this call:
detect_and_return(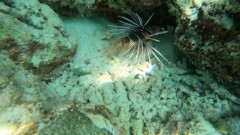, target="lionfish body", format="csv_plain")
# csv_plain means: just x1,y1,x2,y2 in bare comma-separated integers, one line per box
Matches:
109,12,169,70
